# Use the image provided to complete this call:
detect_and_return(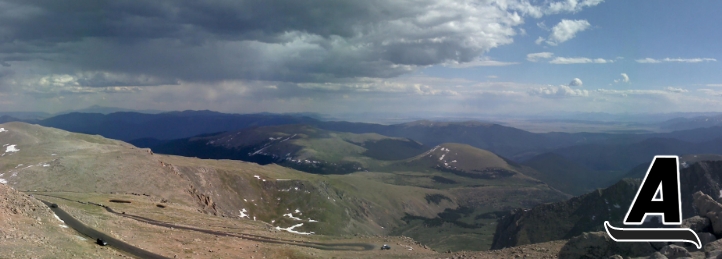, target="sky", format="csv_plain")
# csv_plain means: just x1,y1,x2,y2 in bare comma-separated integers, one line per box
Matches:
0,0,721,117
